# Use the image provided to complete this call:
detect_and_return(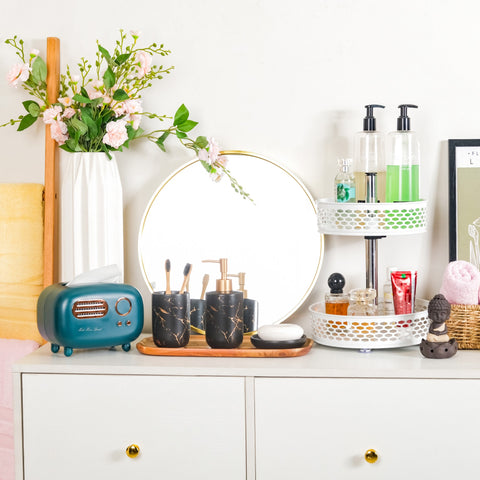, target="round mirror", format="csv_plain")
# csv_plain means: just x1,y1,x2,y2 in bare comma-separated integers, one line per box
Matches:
138,151,323,328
